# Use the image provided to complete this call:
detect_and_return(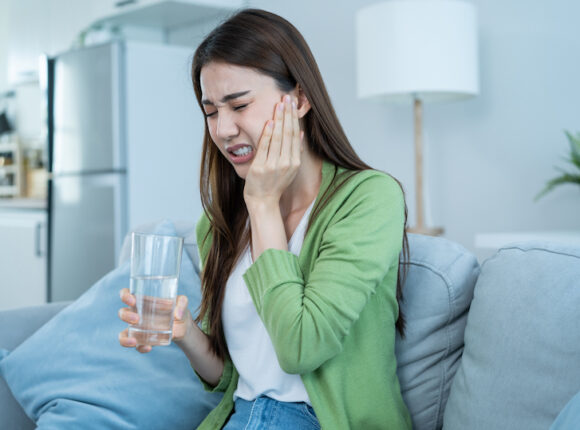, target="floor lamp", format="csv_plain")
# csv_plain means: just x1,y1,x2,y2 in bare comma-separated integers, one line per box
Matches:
356,0,479,236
